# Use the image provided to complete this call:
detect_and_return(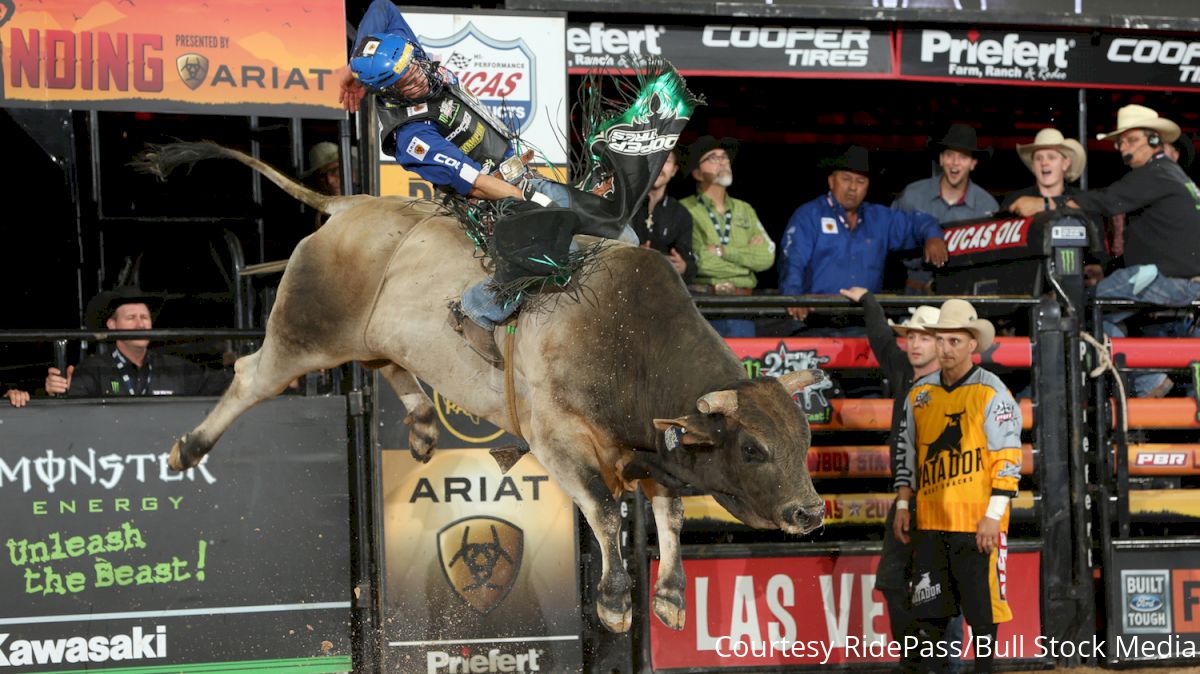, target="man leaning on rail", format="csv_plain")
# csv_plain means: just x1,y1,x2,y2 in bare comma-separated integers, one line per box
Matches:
1010,105,1200,397
44,287,231,398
